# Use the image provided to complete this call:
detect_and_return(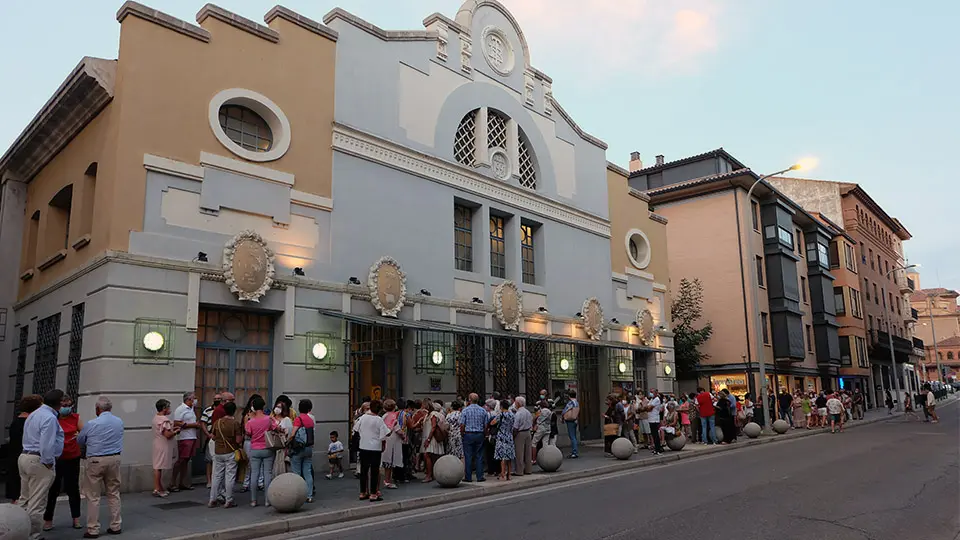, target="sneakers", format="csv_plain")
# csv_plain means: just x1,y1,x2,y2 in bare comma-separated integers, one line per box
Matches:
338,472,344,478
325,474,332,480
